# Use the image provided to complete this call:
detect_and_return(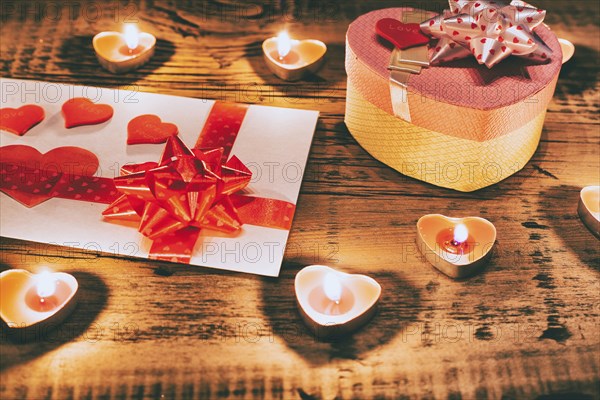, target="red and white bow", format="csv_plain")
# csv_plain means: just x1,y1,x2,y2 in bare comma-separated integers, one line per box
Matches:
420,0,553,68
